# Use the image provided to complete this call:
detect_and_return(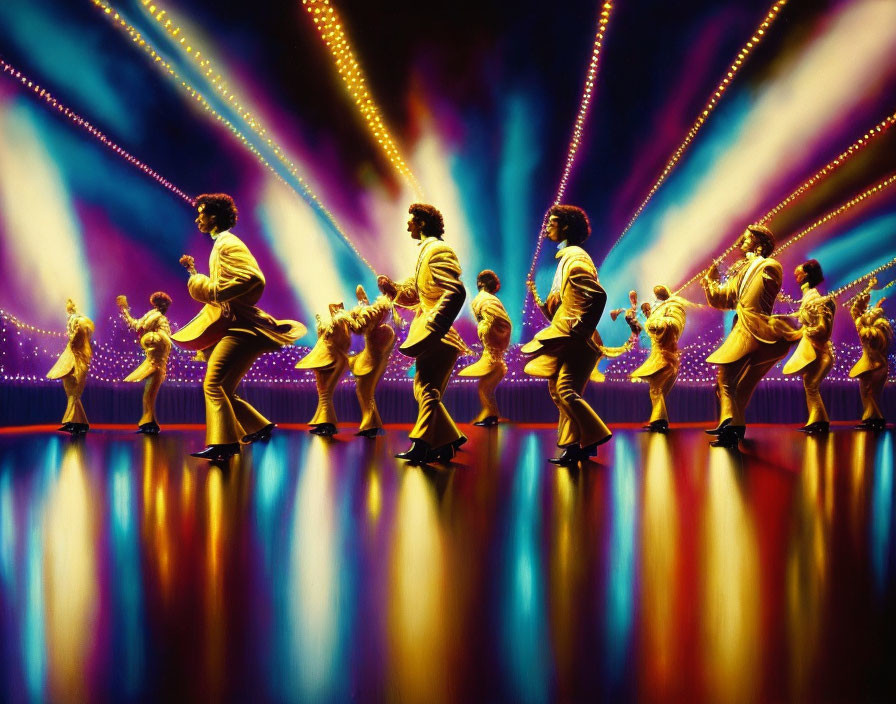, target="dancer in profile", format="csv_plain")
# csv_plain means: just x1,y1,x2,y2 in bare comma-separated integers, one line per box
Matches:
377,203,467,464
173,193,306,461
47,298,94,436
296,303,352,437
630,284,687,432
117,292,173,434
781,260,835,434
347,285,396,437
701,224,796,447
523,204,612,466
849,279,891,430
458,270,512,427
